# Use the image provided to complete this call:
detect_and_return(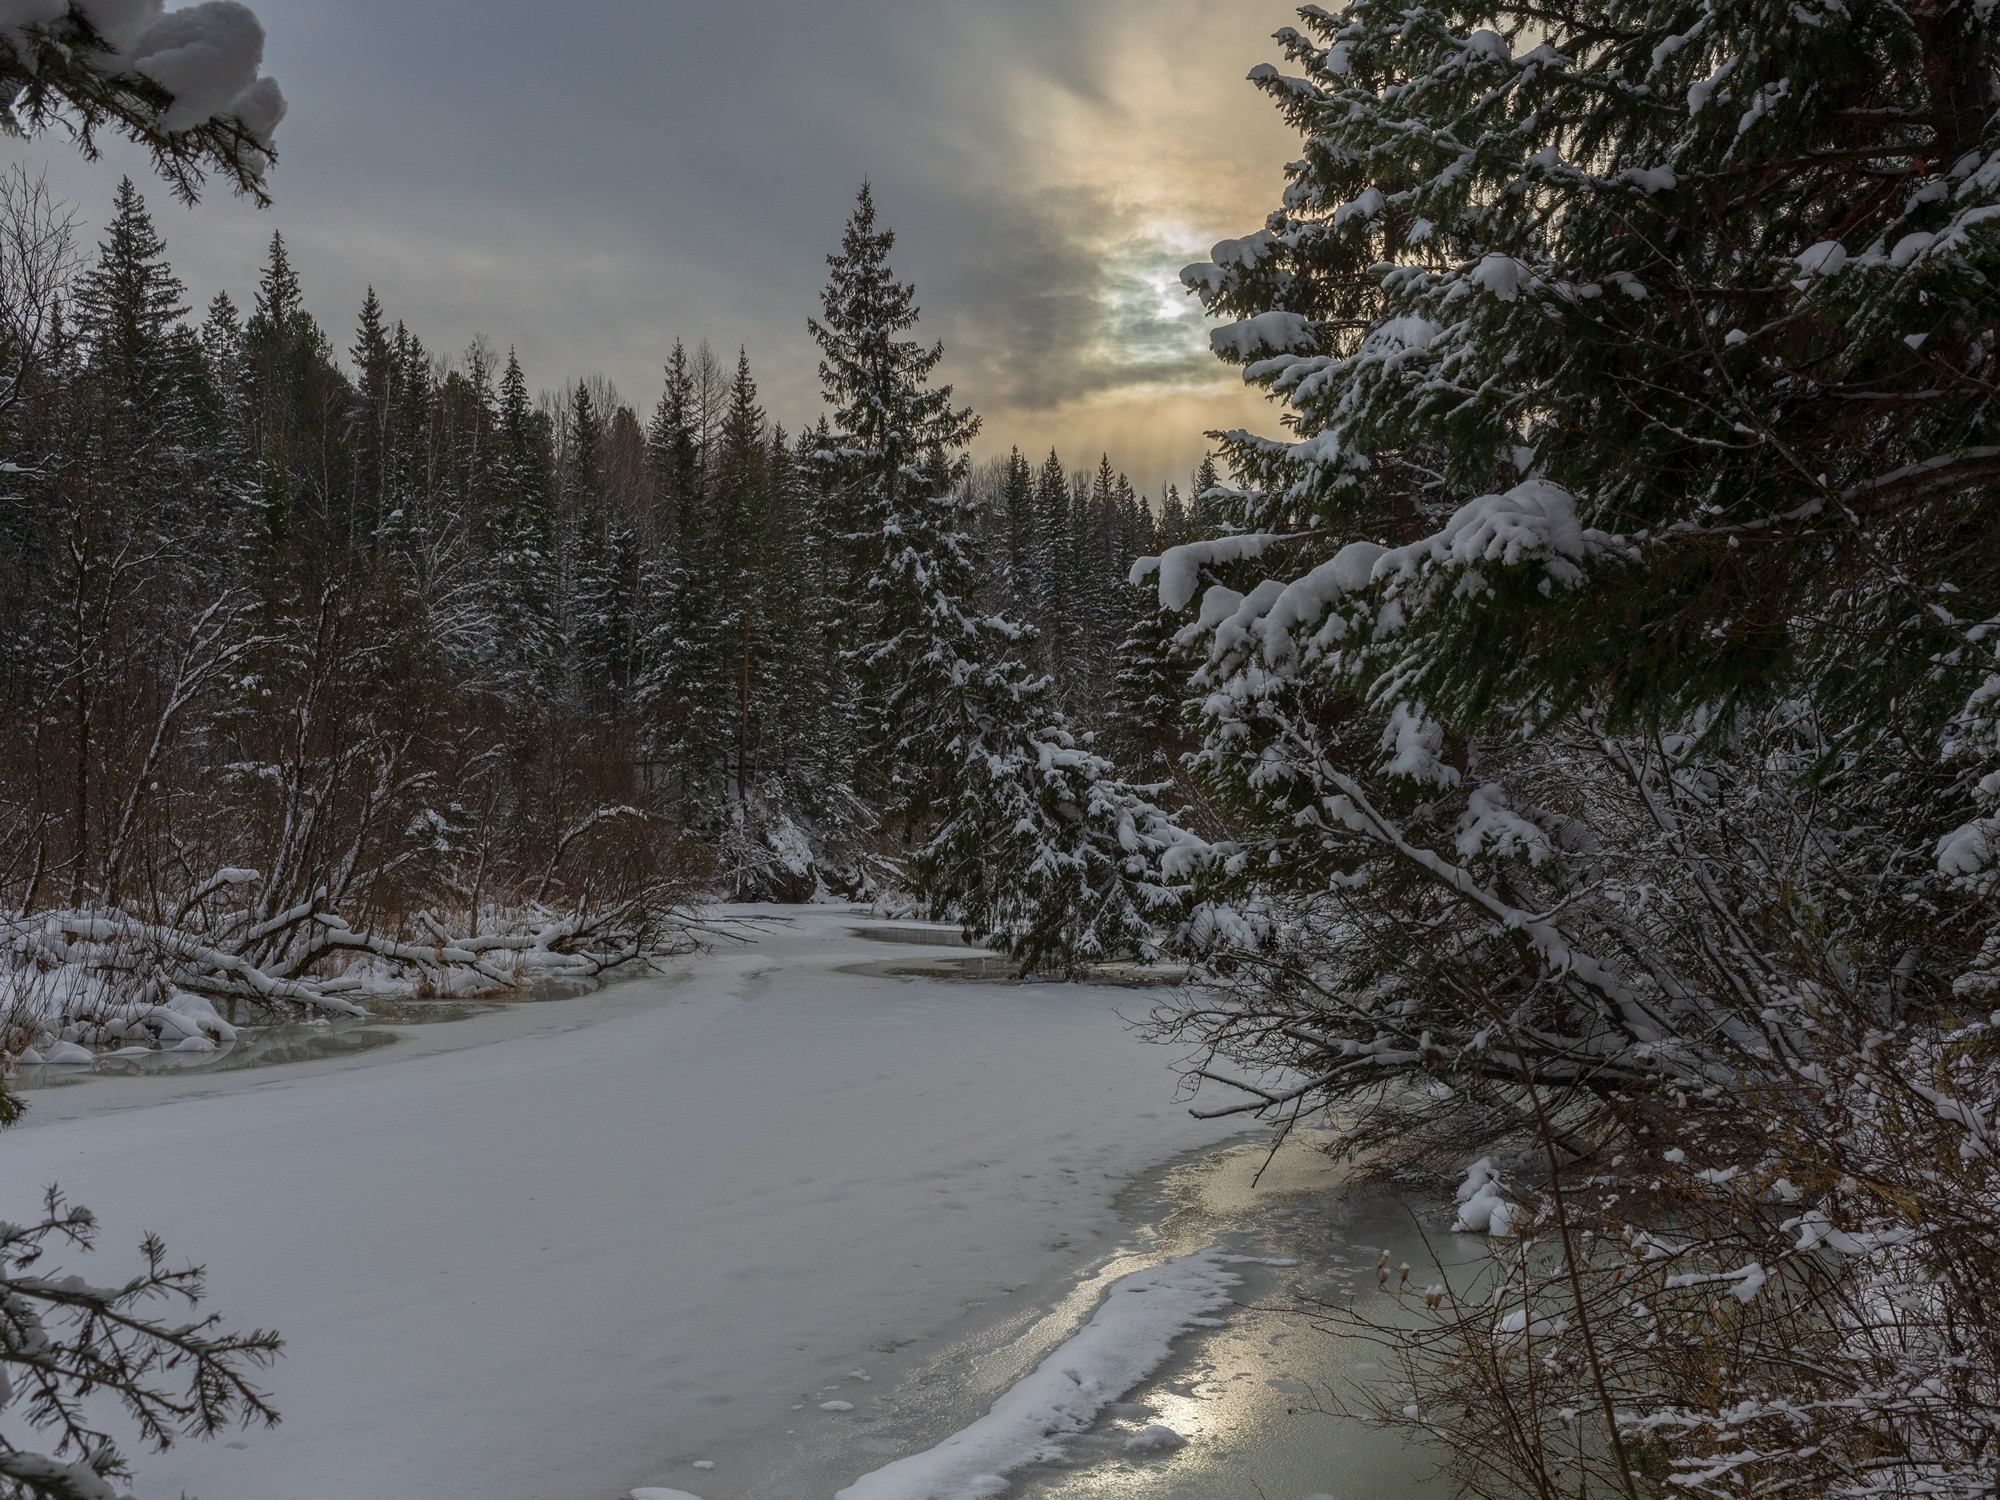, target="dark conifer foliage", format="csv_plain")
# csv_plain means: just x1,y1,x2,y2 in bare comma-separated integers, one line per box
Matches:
0,183,692,1008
